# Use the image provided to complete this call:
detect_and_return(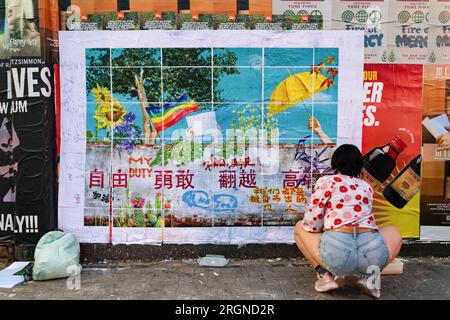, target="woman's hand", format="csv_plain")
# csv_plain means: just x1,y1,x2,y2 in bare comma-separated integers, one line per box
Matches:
308,115,333,144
